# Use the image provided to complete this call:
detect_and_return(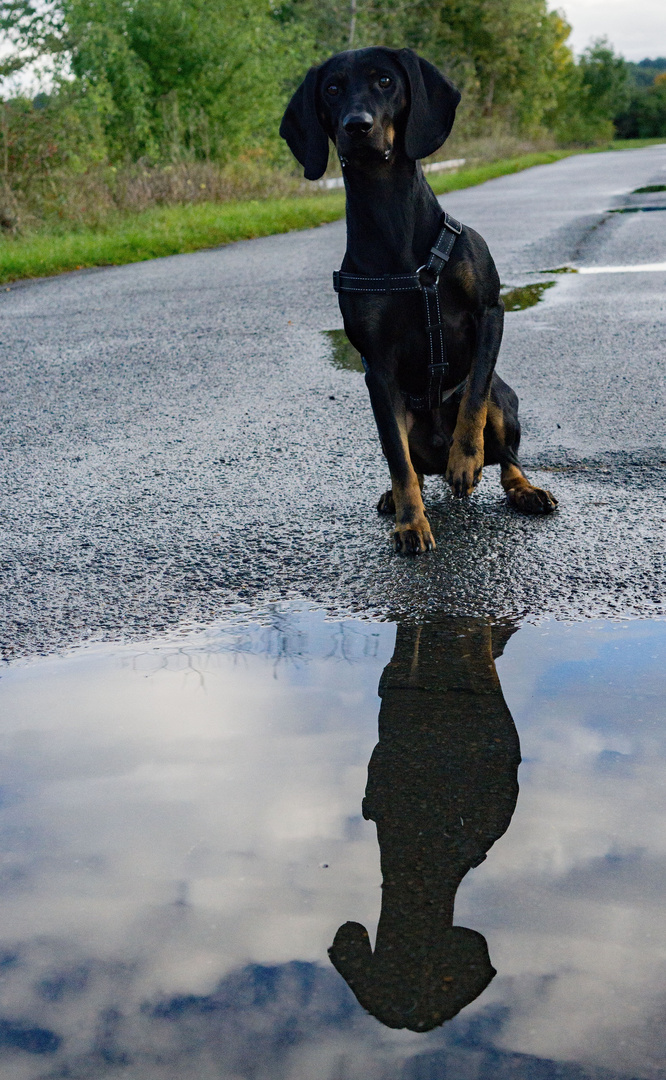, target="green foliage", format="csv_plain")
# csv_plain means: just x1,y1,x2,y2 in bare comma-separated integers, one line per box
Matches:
616,73,666,138
0,84,104,180
626,57,666,89
1,0,311,164
284,0,579,137
0,0,642,228
389,0,575,136
548,38,629,145
67,0,298,161
579,39,630,120
0,151,576,282
0,0,66,78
